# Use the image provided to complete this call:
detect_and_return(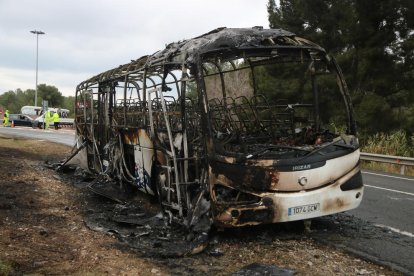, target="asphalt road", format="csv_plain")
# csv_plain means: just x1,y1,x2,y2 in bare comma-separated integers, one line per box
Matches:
343,171,414,274
1,126,413,274
351,171,414,234
0,126,75,147
309,171,414,275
